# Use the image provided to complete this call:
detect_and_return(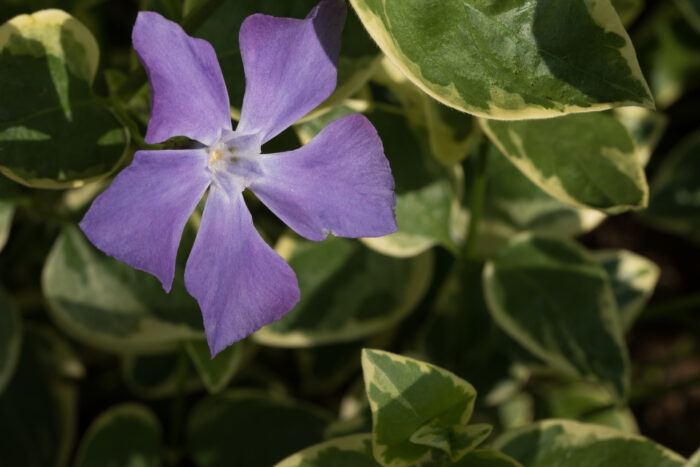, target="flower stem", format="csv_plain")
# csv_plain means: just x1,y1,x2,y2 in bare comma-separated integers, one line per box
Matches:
463,136,489,260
